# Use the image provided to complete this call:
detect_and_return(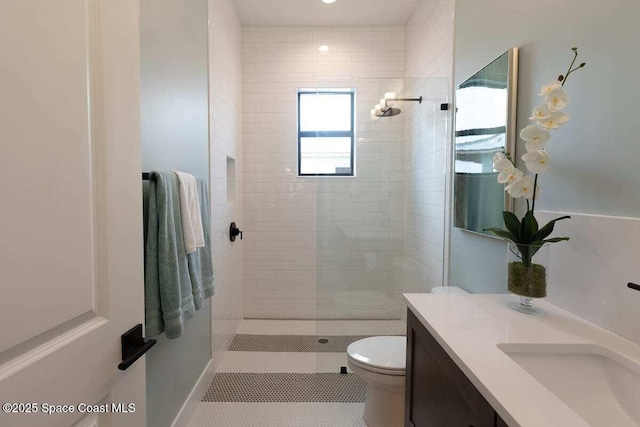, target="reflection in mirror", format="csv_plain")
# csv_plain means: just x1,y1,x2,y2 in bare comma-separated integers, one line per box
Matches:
454,49,518,235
